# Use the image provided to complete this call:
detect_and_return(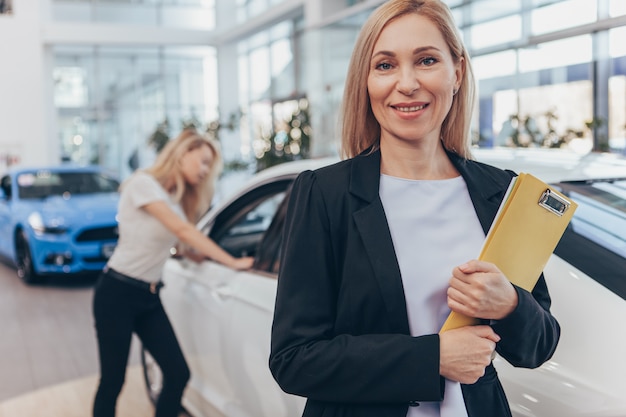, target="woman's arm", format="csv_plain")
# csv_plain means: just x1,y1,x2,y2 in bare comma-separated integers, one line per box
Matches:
142,200,254,270
491,278,561,368
447,259,560,368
